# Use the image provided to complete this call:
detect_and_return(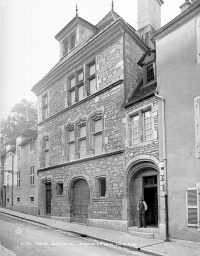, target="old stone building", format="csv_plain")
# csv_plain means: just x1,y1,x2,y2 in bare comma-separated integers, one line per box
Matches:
32,1,167,239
